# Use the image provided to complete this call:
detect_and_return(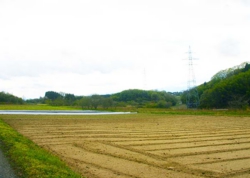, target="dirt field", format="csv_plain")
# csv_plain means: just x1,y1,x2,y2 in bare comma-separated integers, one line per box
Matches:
3,114,250,178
